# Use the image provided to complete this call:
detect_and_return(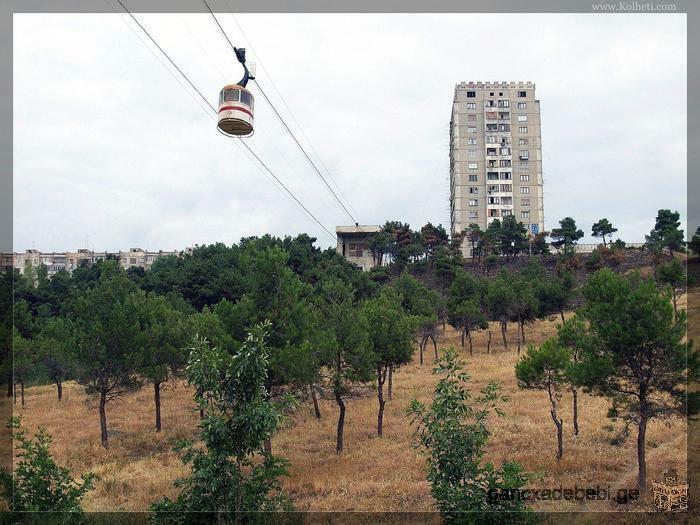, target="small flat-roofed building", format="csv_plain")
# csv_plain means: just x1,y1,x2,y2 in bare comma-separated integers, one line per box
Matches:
336,225,382,271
